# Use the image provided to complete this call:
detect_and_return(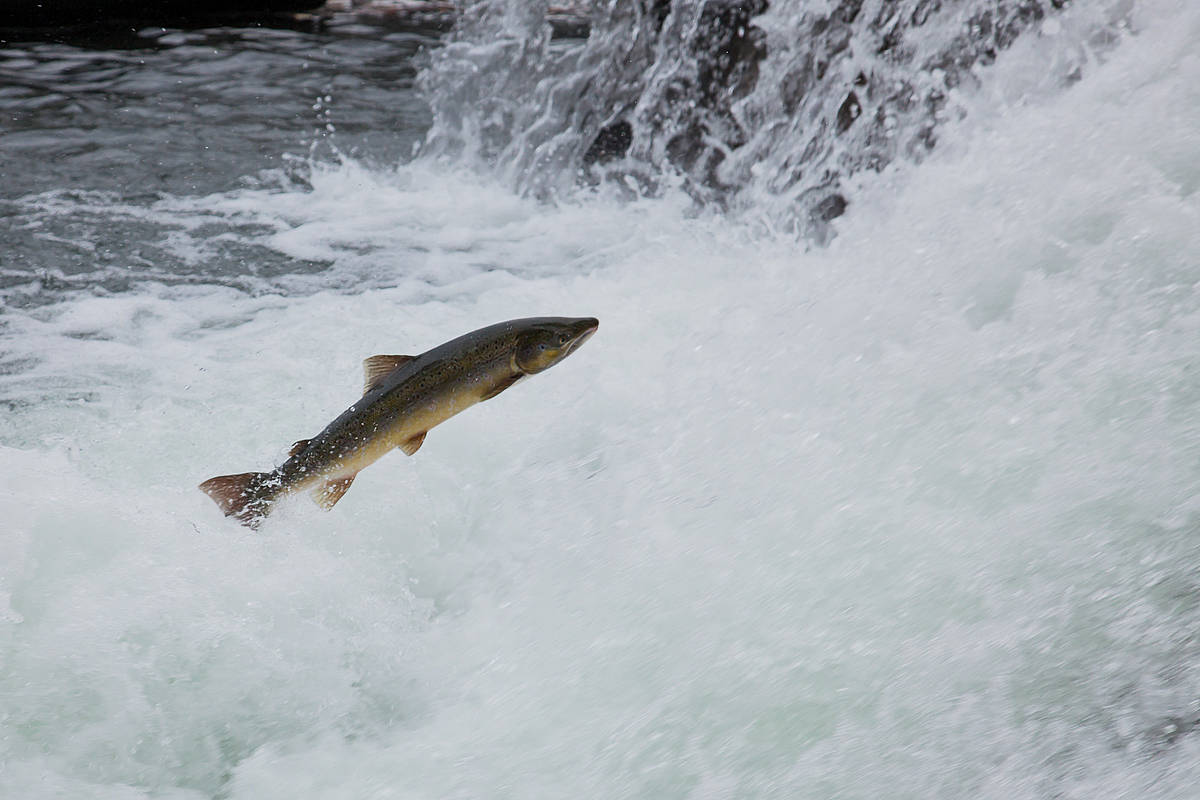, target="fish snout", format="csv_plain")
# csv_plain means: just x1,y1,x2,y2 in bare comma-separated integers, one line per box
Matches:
569,318,599,351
